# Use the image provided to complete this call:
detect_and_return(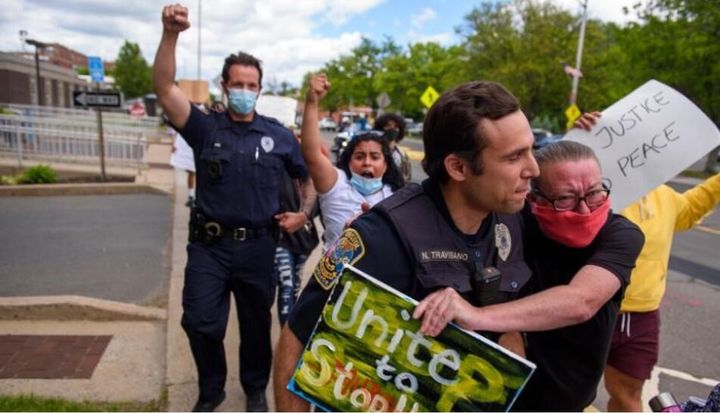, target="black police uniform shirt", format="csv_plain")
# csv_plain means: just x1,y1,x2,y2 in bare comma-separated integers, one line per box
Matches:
176,105,308,228
512,205,644,412
287,179,531,345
